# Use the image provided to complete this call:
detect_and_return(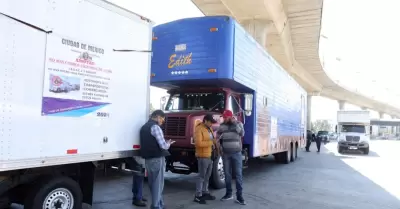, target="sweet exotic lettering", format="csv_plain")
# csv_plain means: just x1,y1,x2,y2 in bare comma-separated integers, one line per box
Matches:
168,53,192,68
